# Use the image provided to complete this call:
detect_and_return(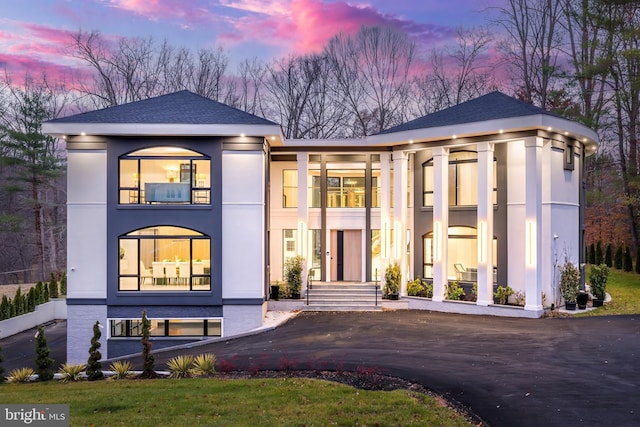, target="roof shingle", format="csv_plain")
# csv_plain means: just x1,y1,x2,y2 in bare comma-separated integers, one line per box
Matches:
379,91,561,134
49,90,277,126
